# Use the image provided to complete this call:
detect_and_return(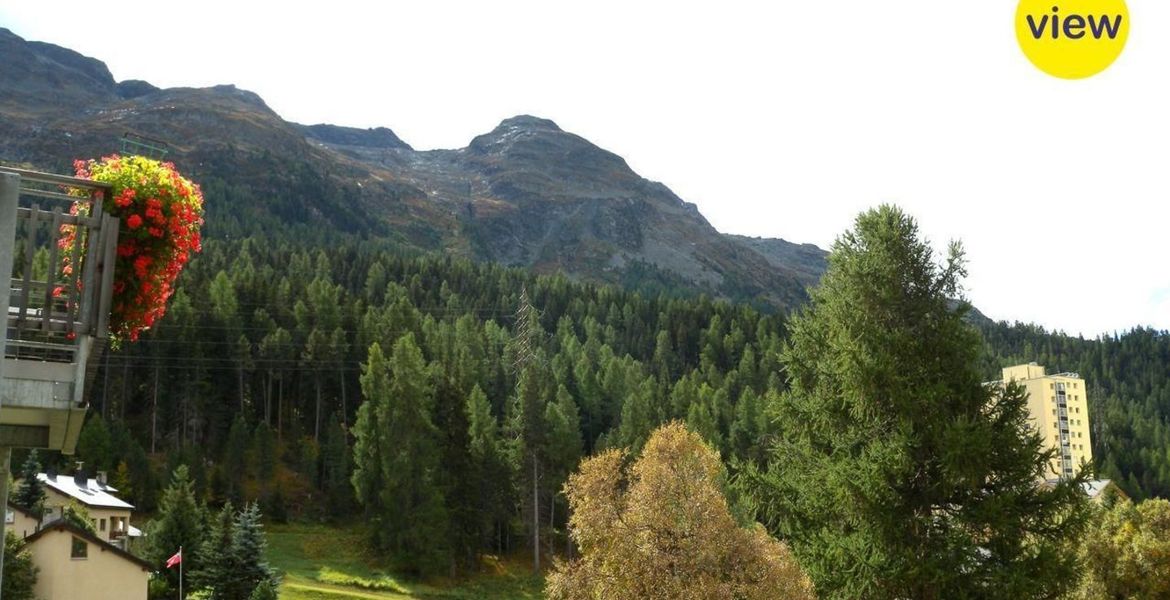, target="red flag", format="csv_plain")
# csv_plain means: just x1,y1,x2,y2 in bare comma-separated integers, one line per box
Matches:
165,549,182,569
